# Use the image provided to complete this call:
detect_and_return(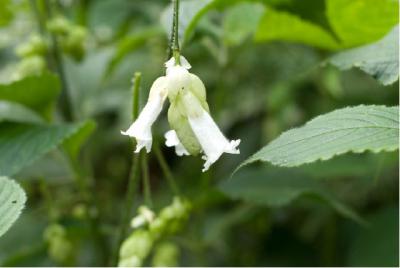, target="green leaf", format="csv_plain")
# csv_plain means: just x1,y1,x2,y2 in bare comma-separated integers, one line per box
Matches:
106,27,162,77
237,105,399,170
348,207,399,266
0,176,27,238
0,73,61,119
255,7,339,50
328,25,399,86
0,0,13,27
161,0,216,46
326,0,399,47
219,167,364,223
0,101,43,124
63,120,96,160
0,122,89,177
223,3,265,46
